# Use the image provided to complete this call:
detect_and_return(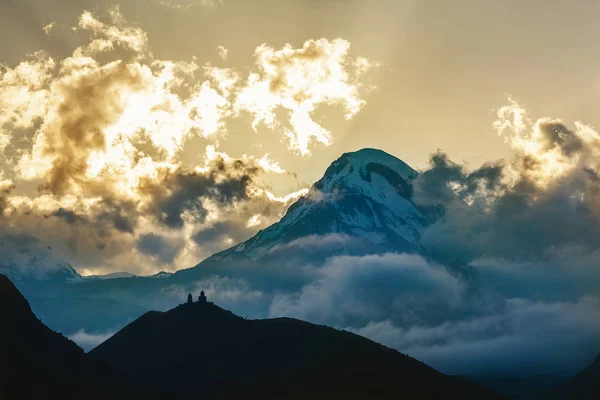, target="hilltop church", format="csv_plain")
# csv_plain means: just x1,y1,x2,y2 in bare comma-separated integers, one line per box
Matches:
186,291,211,304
